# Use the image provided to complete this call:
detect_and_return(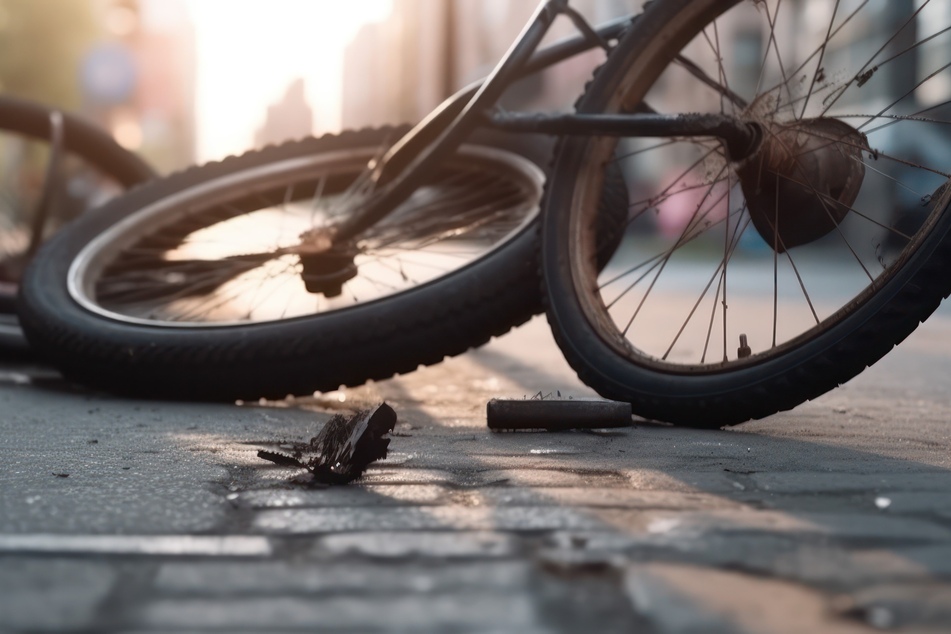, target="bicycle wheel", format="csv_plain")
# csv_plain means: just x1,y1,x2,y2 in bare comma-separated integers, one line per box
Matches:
543,0,951,426
0,95,156,353
19,126,622,399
